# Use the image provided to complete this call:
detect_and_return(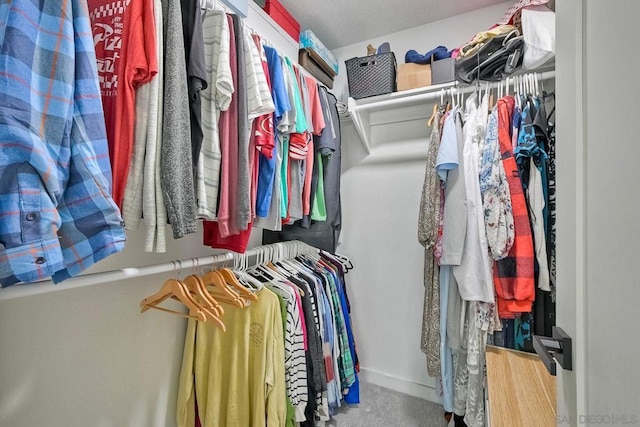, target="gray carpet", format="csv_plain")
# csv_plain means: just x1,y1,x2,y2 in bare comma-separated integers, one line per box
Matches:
328,383,449,427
